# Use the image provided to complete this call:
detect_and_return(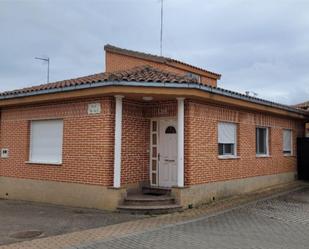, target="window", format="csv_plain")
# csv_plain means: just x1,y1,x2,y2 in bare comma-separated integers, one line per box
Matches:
165,126,176,134
150,120,158,186
256,127,269,156
29,120,63,164
219,144,235,156
218,122,237,156
283,129,292,155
